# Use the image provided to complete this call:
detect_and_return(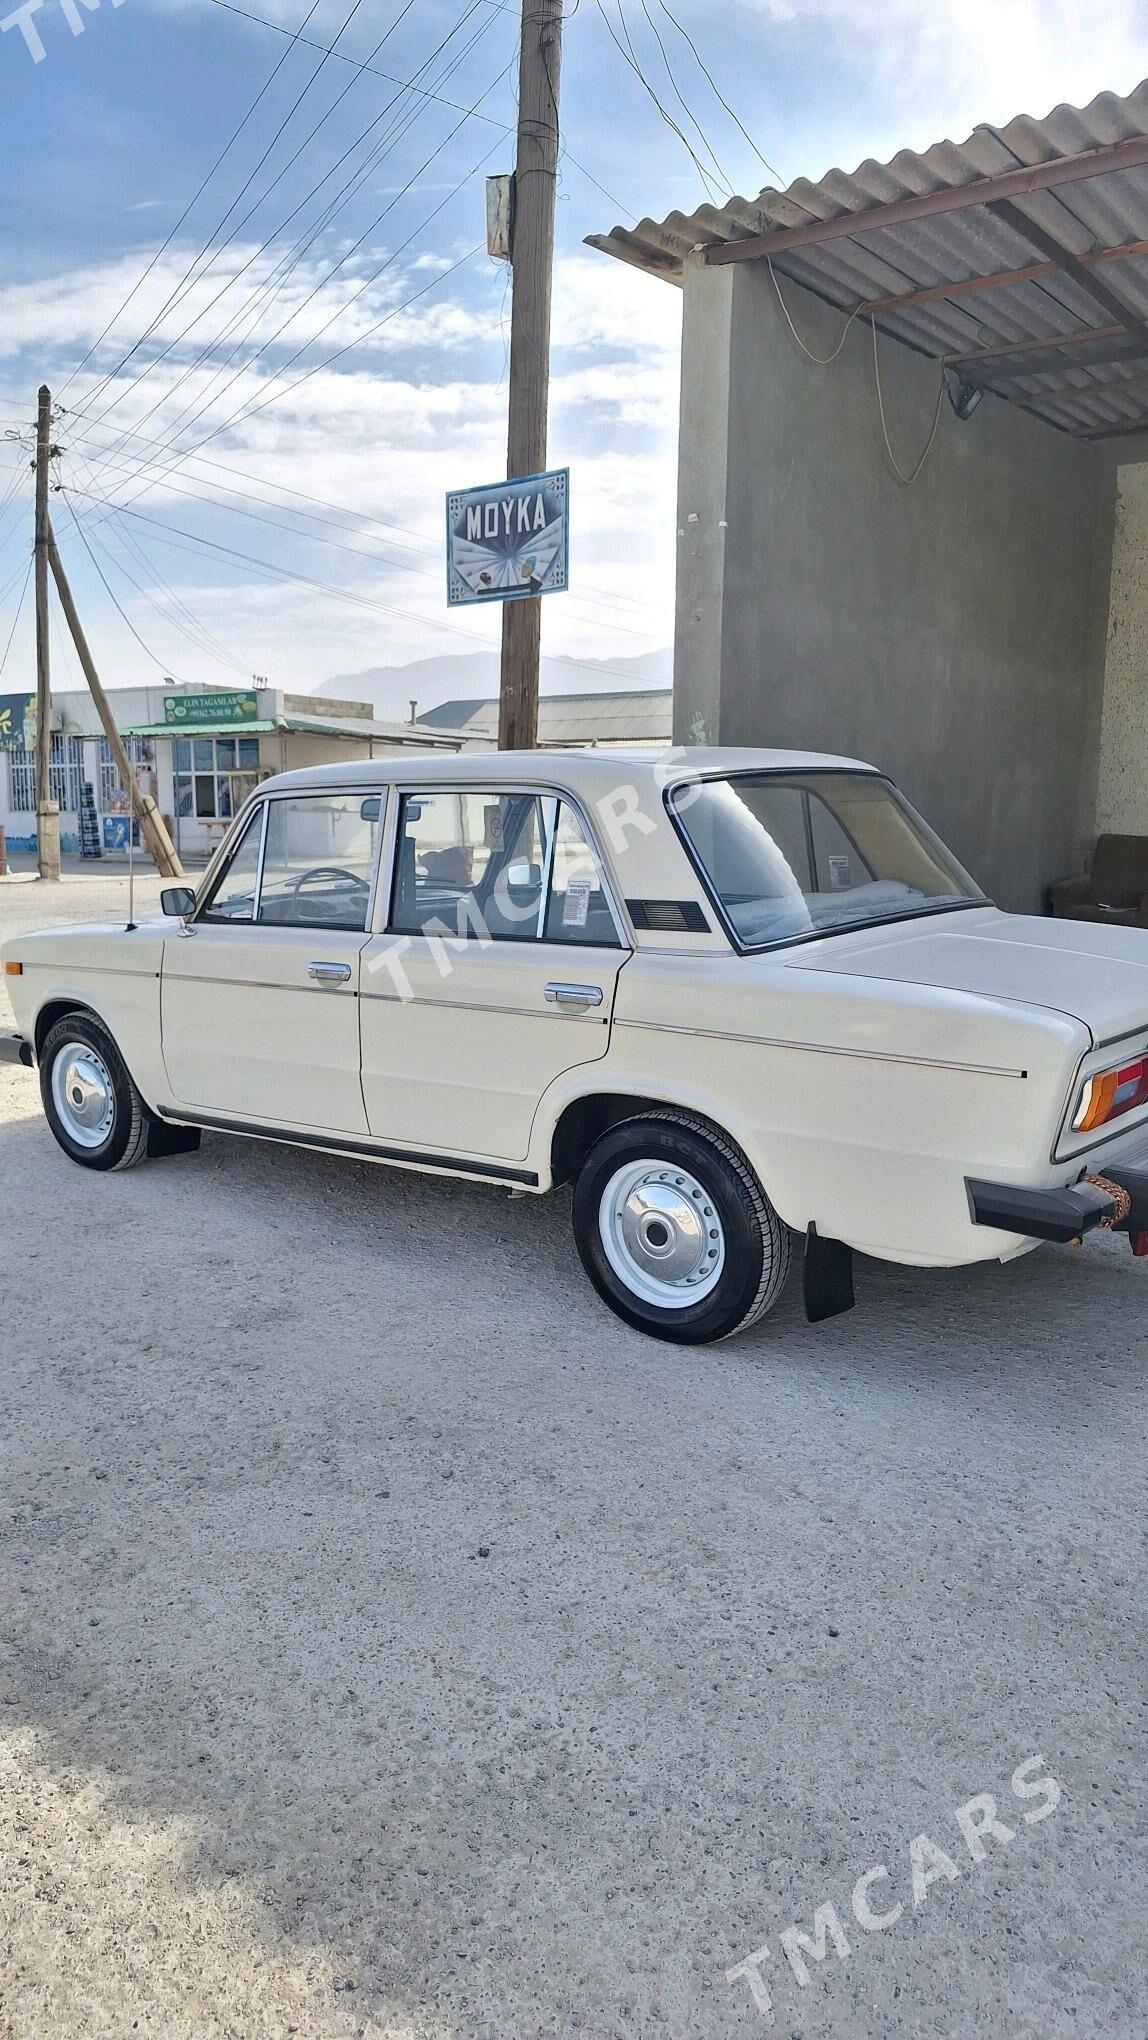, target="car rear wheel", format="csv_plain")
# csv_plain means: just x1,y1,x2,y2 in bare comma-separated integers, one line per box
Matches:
39,1013,150,1172
572,1110,791,1343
